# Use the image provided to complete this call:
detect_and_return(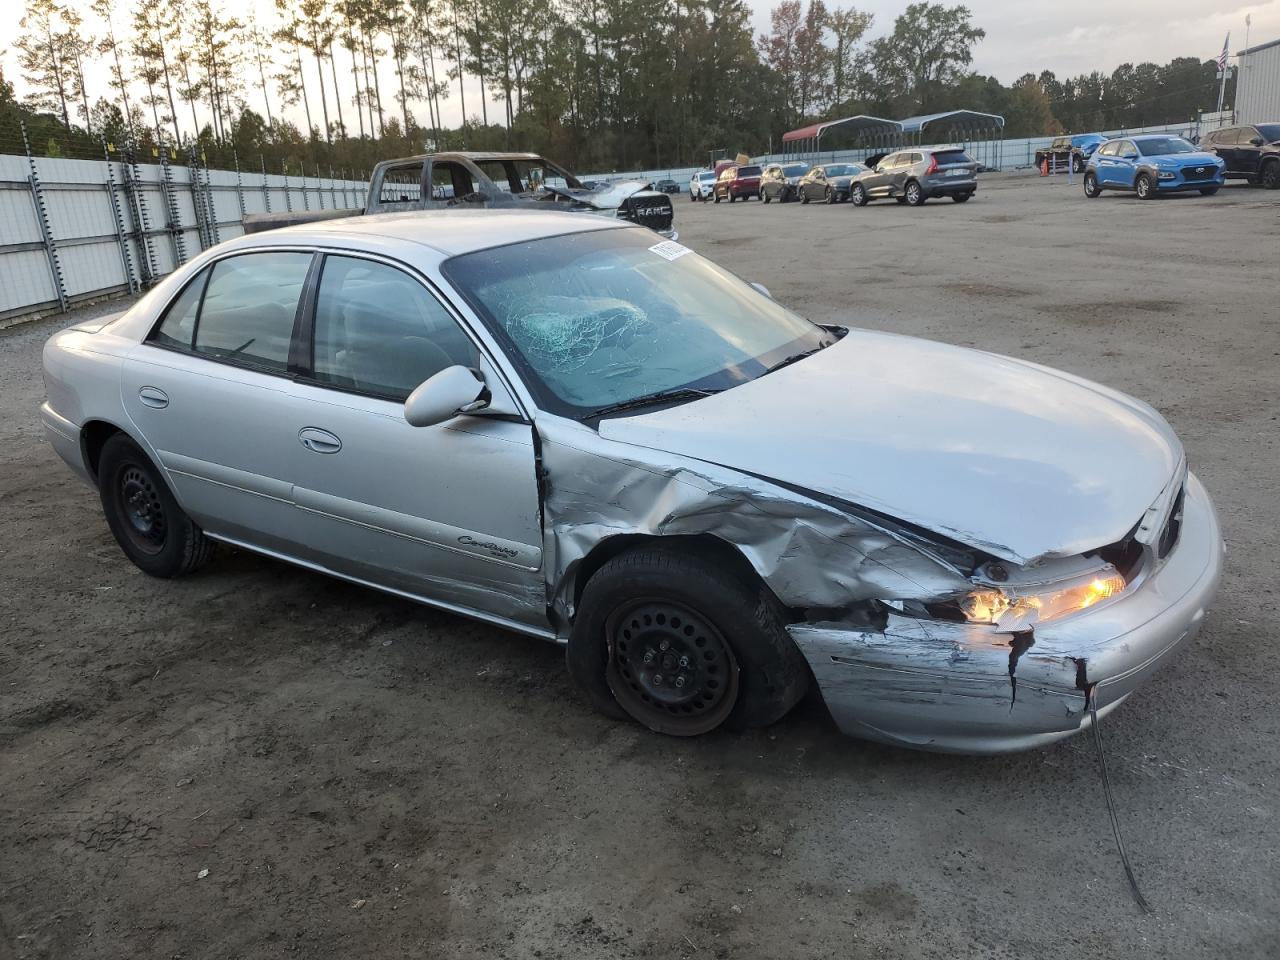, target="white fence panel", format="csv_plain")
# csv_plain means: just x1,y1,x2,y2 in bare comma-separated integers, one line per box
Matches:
0,152,368,324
